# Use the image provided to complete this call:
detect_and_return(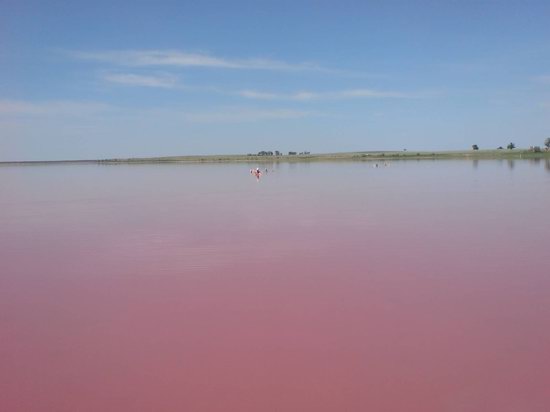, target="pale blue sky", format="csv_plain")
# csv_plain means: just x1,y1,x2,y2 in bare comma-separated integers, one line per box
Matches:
1,0,550,160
